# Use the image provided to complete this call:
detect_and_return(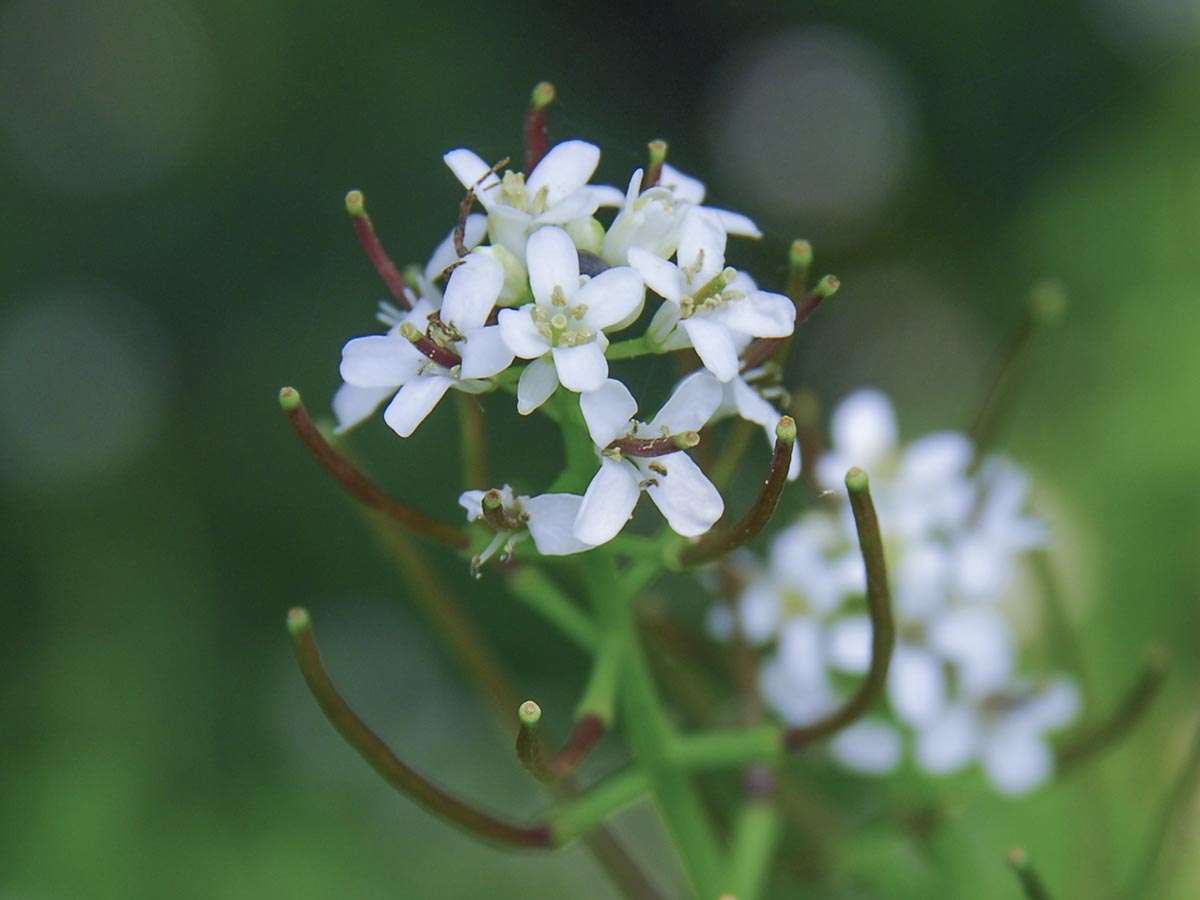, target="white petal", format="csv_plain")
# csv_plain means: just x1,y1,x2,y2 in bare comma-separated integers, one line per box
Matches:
830,389,898,471
710,208,762,238
738,580,782,645
458,325,513,379
899,432,973,484
777,616,828,689
443,148,500,202
340,335,422,387
587,184,626,208
1017,679,1082,733
498,307,550,359
552,342,608,392
888,645,947,727
982,728,1053,795
576,267,645,331
534,190,599,226
677,210,727,284
647,370,723,433
516,356,559,415
487,205,532,258
525,140,600,207
830,721,902,774
627,248,684,303
332,383,394,433
424,214,486,282
458,489,486,520
929,607,1015,698
574,458,641,546
382,375,453,438
442,253,503,331
579,379,637,447
682,317,740,382
717,290,795,339
647,299,684,347
525,494,590,556
894,542,951,620
826,615,872,674
658,163,706,203
915,704,979,774
759,652,836,726
642,452,724,537
526,226,580,306
730,377,778,429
